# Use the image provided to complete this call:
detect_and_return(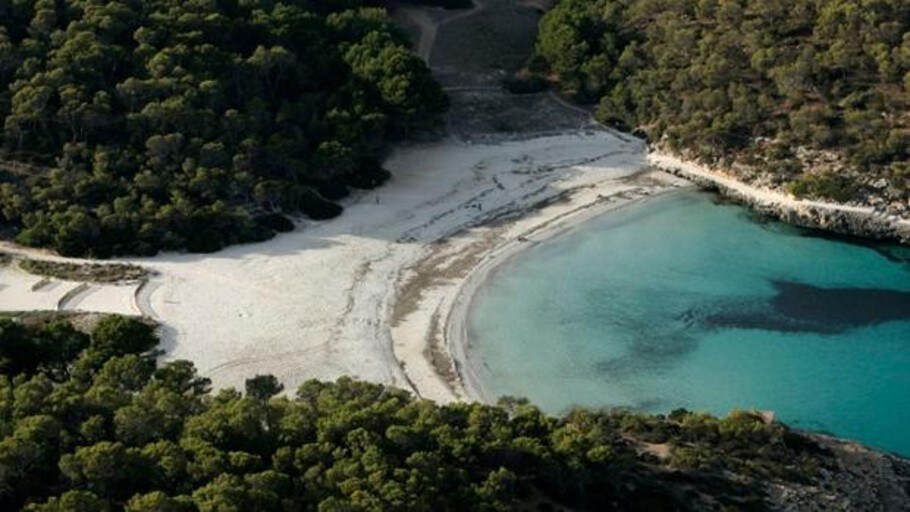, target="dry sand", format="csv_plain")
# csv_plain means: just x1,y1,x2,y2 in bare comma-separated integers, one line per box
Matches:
391,1,482,61
7,138,899,403
133,131,677,400
0,131,685,401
